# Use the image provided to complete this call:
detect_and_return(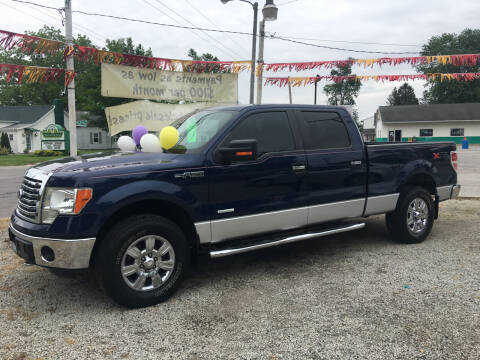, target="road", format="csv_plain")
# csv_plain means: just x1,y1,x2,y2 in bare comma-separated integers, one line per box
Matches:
0,150,479,218
0,165,29,219
0,200,478,359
